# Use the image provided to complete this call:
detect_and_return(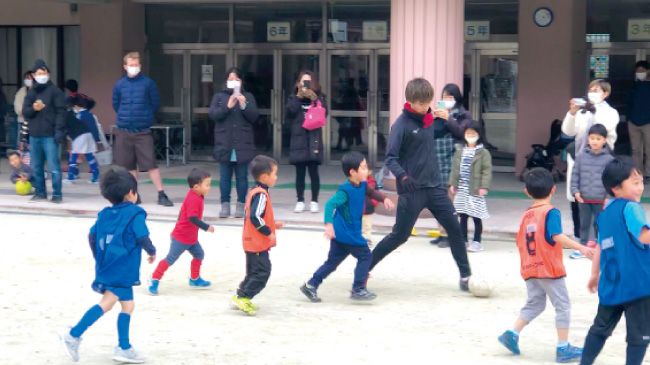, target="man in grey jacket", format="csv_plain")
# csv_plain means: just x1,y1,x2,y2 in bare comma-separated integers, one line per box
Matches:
570,124,614,259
